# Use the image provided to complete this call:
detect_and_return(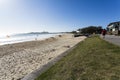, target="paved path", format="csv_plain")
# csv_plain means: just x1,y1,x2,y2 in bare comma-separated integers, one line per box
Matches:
103,35,120,46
